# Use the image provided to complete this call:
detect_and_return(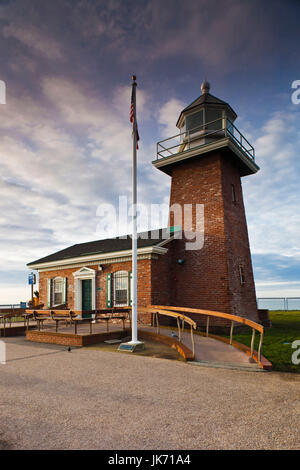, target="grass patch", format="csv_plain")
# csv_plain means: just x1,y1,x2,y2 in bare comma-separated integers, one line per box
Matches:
219,311,300,373
0,316,24,323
